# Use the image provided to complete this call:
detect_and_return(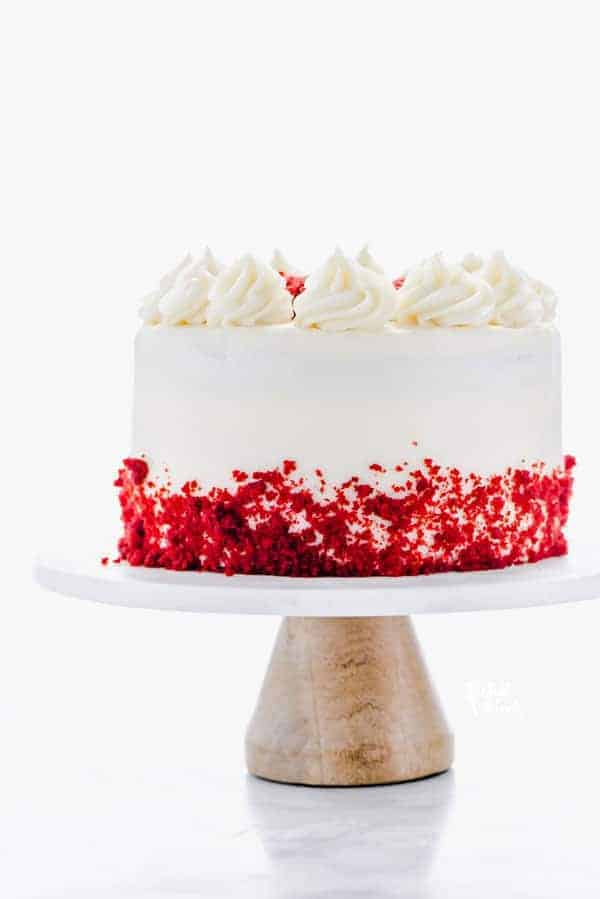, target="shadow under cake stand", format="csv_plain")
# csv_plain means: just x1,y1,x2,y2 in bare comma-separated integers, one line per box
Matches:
34,544,600,787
